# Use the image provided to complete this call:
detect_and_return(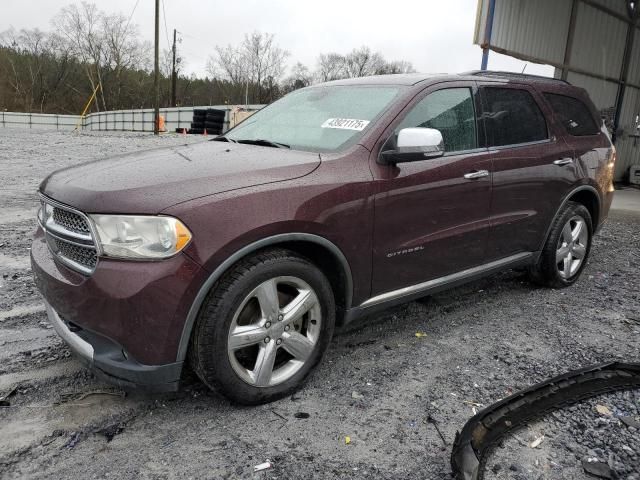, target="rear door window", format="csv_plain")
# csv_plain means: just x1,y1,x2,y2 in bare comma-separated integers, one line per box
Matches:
481,87,548,147
543,93,600,136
